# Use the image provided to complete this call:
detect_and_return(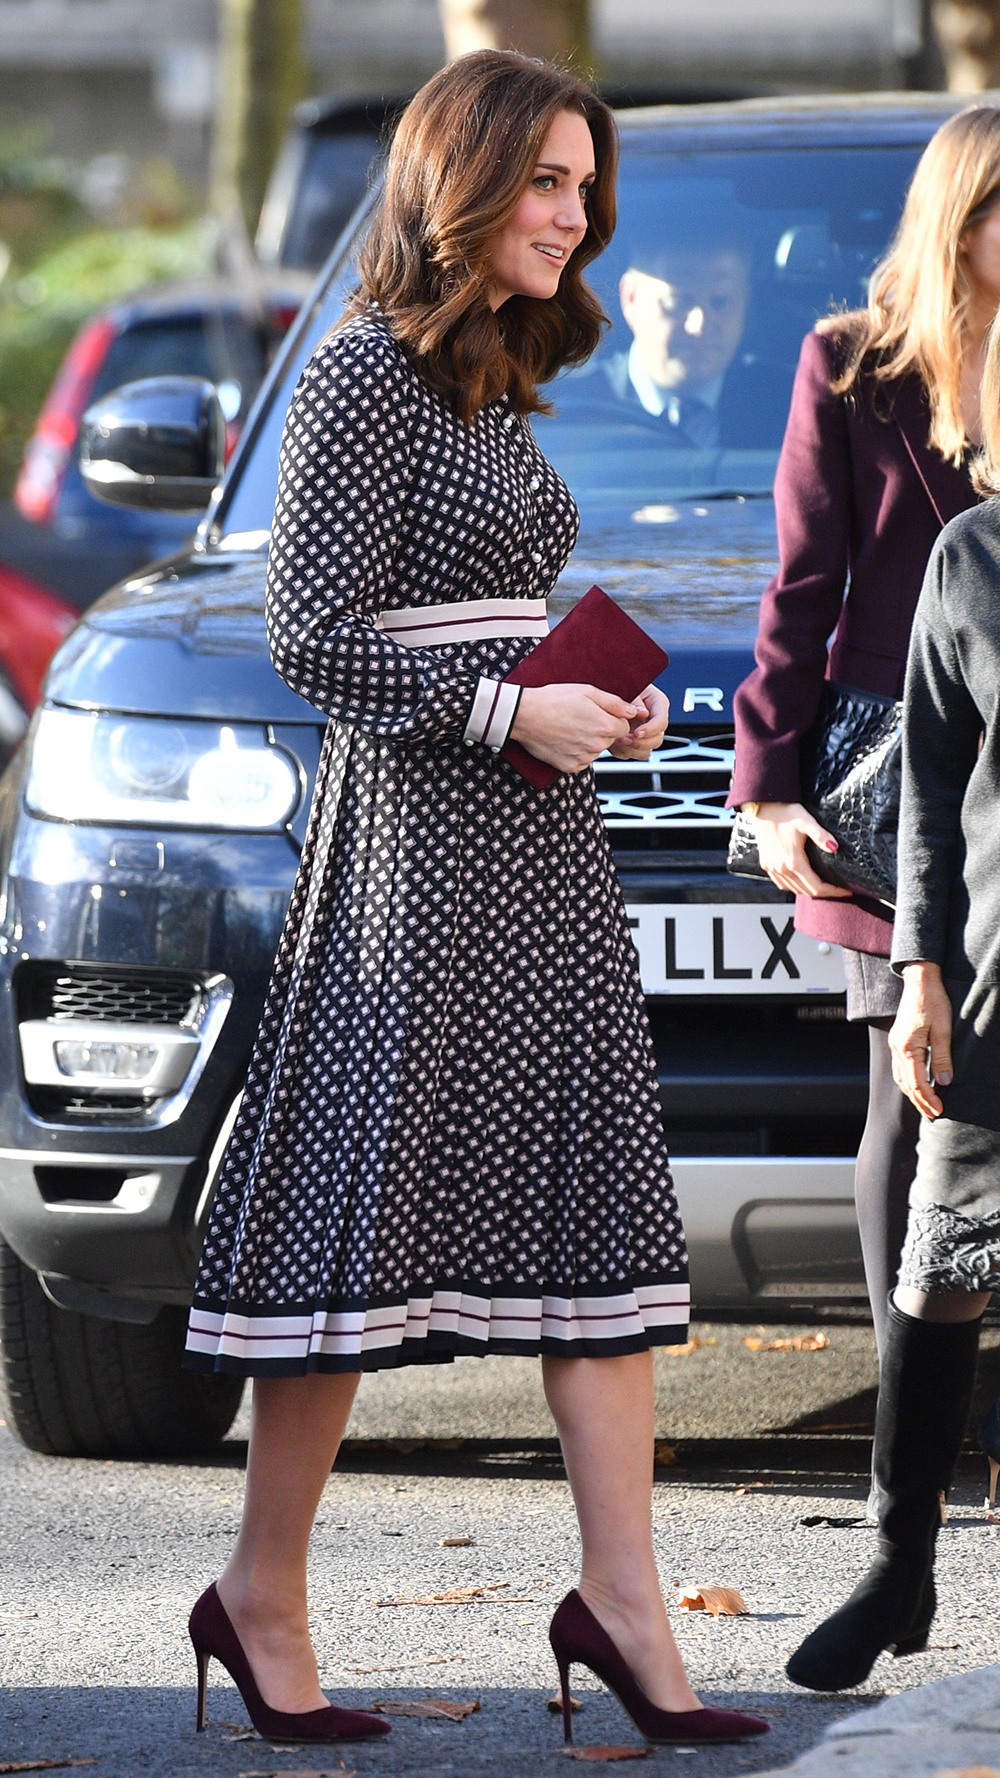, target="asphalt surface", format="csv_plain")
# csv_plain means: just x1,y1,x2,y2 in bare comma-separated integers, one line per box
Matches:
3,1321,1000,1778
